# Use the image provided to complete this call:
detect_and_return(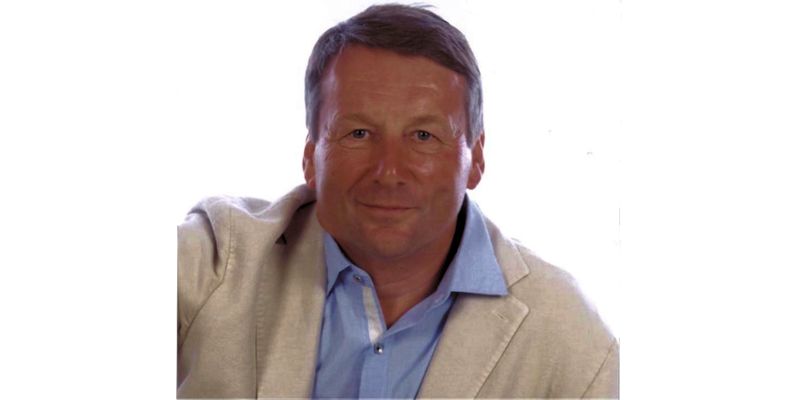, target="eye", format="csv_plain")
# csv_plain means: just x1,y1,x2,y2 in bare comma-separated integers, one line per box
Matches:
350,129,369,139
415,130,433,141
337,128,371,149
409,130,444,154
